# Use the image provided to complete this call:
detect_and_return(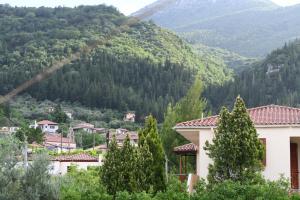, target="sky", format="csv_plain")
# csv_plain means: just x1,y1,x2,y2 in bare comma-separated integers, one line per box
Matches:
1,0,300,15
